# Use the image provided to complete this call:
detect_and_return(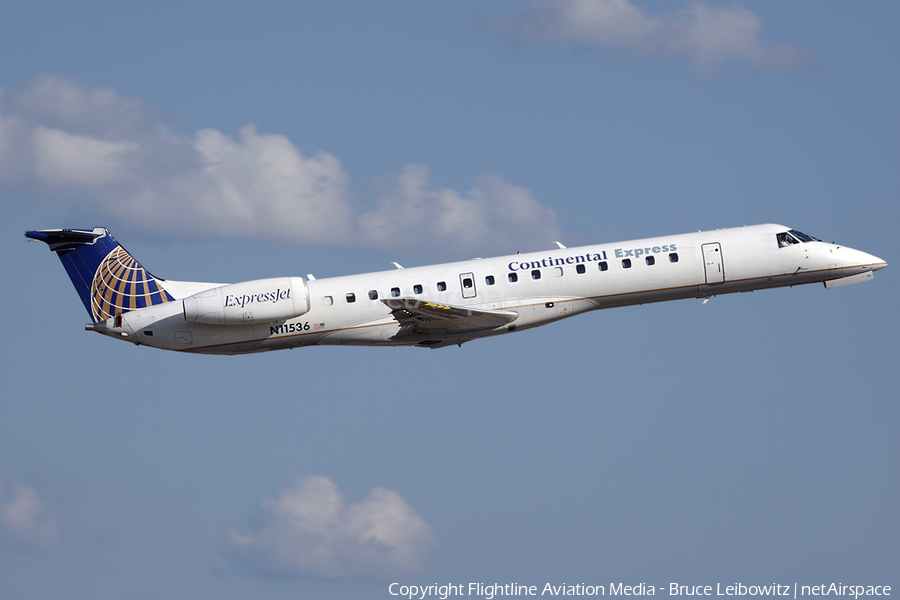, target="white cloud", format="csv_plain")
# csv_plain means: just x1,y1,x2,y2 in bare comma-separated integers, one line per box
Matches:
111,125,356,246
0,74,563,254
32,126,139,187
0,479,58,549
226,475,434,579
359,164,561,254
486,0,809,71
7,73,152,137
